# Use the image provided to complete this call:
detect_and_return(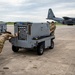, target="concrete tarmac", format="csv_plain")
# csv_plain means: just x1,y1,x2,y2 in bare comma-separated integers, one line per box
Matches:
0,25,75,75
